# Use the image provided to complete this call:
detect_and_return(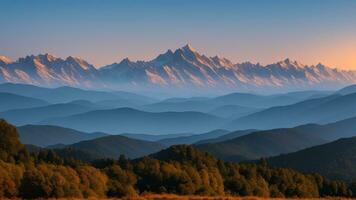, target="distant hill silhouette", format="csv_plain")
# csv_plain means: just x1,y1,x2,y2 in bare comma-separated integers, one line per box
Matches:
336,84,356,95
121,132,193,141
195,129,257,144
67,135,165,159
226,93,356,130
0,92,49,112
158,129,230,146
40,107,226,134
0,83,154,104
18,125,107,147
0,102,103,125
